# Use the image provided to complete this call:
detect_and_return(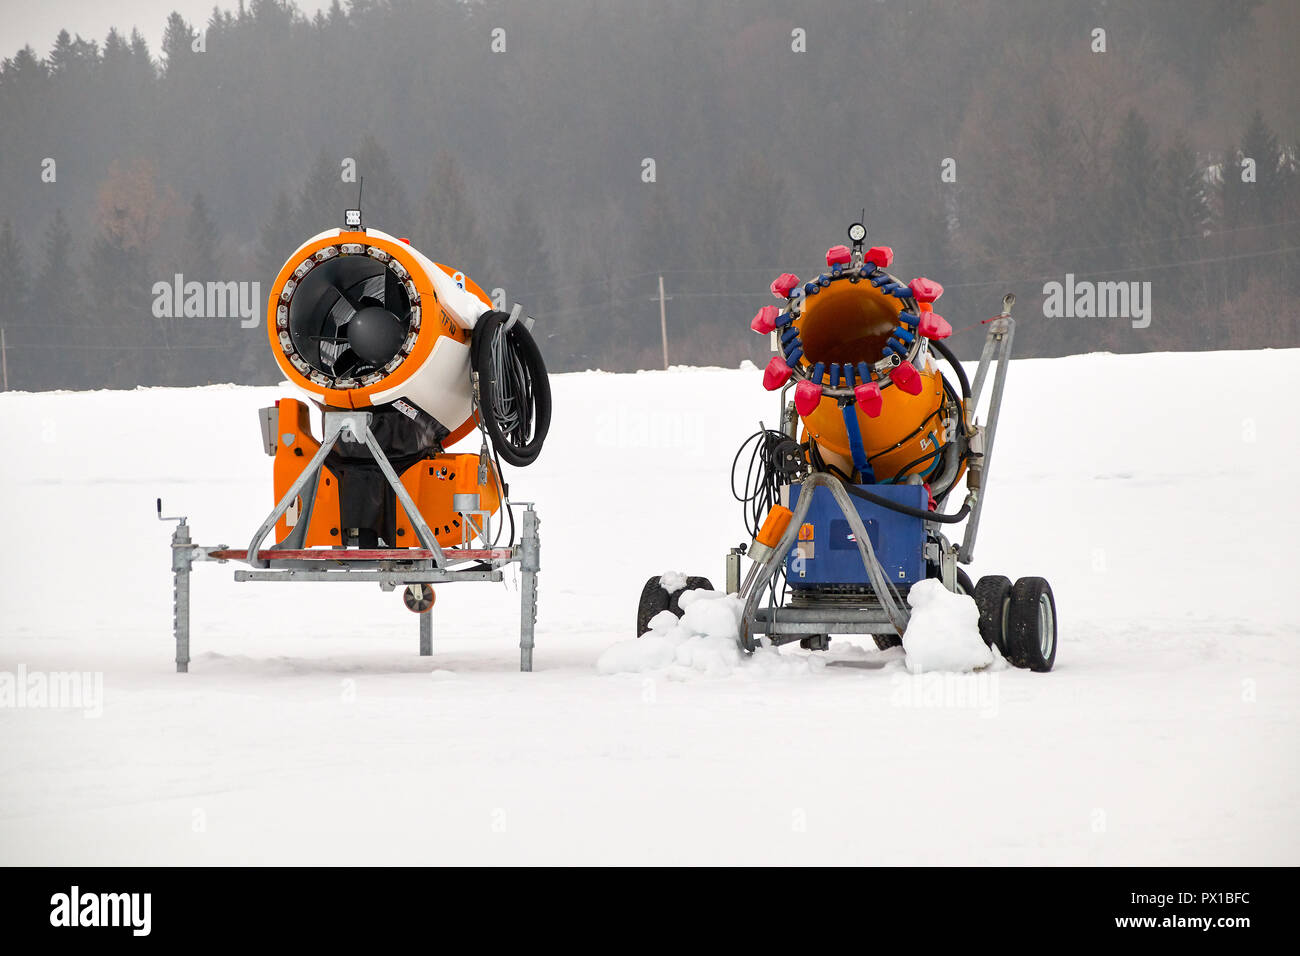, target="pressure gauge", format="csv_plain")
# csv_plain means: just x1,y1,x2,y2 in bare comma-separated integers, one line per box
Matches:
847,222,867,244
